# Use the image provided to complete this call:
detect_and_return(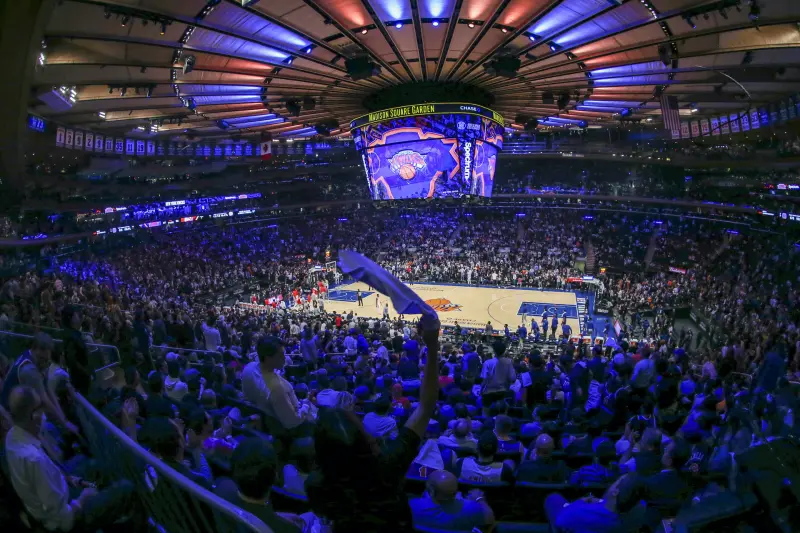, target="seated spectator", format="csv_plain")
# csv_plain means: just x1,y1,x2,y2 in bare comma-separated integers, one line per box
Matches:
315,376,353,409
437,419,477,451
544,473,644,533
621,427,662,475
494,414,524,458
363,394,398,439
144,370,176,418
454,431,515,483
409,438,451,479
570,441,621,486
241,336,314,436
141,416,212,489
566,420,608,455
282,437,315,496
517,433,571,483
164,360,189,402
410,470,494,531
214,437,303,533
5,385,138,532
642,436,692,518
390,382,411,410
